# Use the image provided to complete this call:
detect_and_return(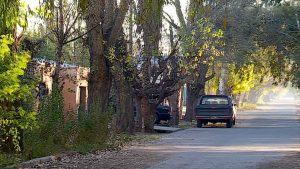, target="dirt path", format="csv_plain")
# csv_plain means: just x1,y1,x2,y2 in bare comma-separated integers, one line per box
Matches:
20,149,164,169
